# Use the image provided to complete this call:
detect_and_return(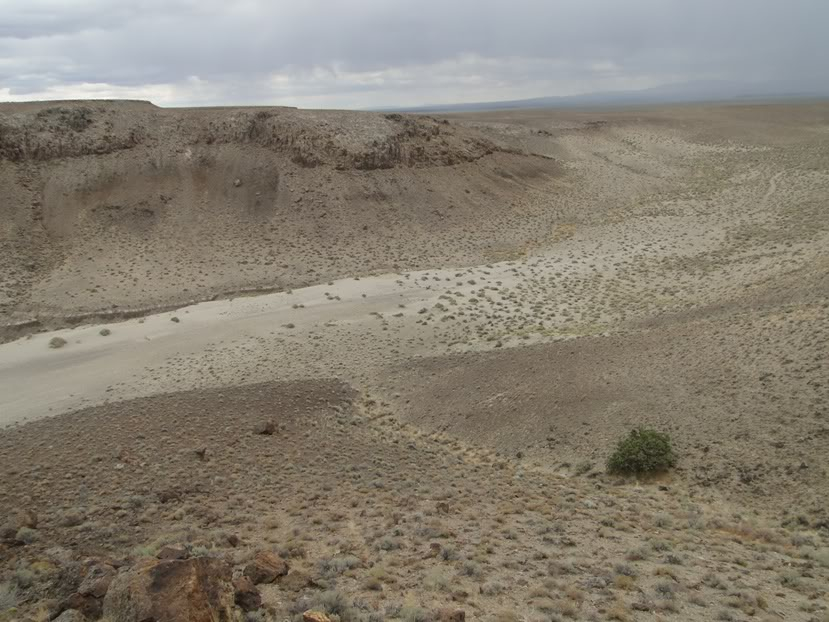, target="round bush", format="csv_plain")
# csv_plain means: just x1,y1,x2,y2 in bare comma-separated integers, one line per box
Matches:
607,428,676,475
